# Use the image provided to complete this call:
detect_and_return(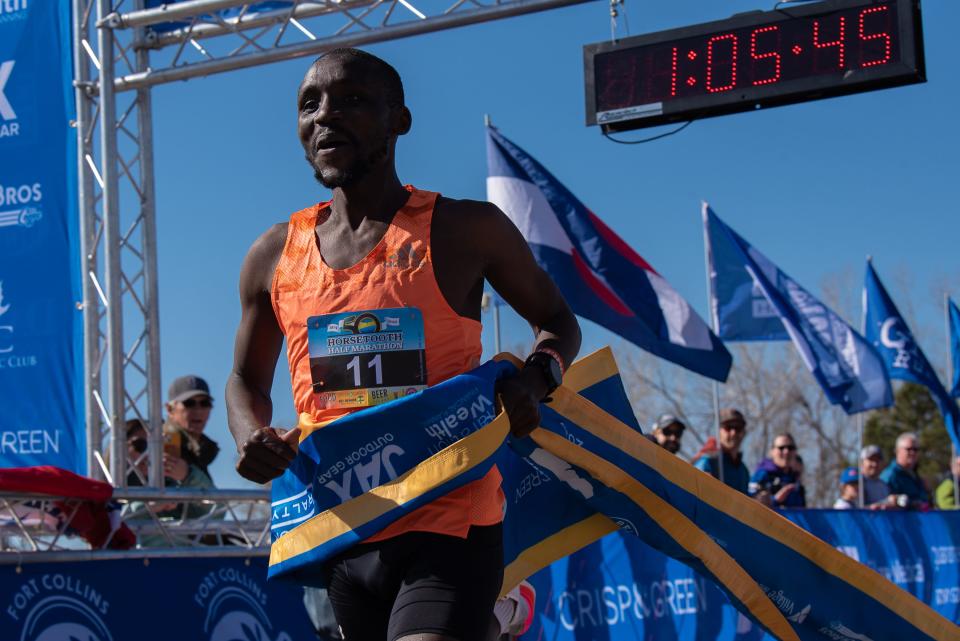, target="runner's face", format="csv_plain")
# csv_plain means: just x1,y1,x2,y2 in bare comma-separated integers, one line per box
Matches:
297,57,394,189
